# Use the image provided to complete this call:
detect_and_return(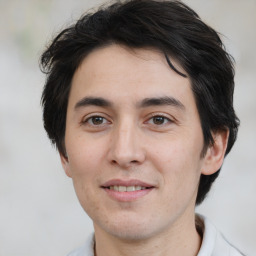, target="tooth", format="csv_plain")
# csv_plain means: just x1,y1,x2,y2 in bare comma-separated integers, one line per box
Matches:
127,186,135,192
109,185,146,192
119,186,126,192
